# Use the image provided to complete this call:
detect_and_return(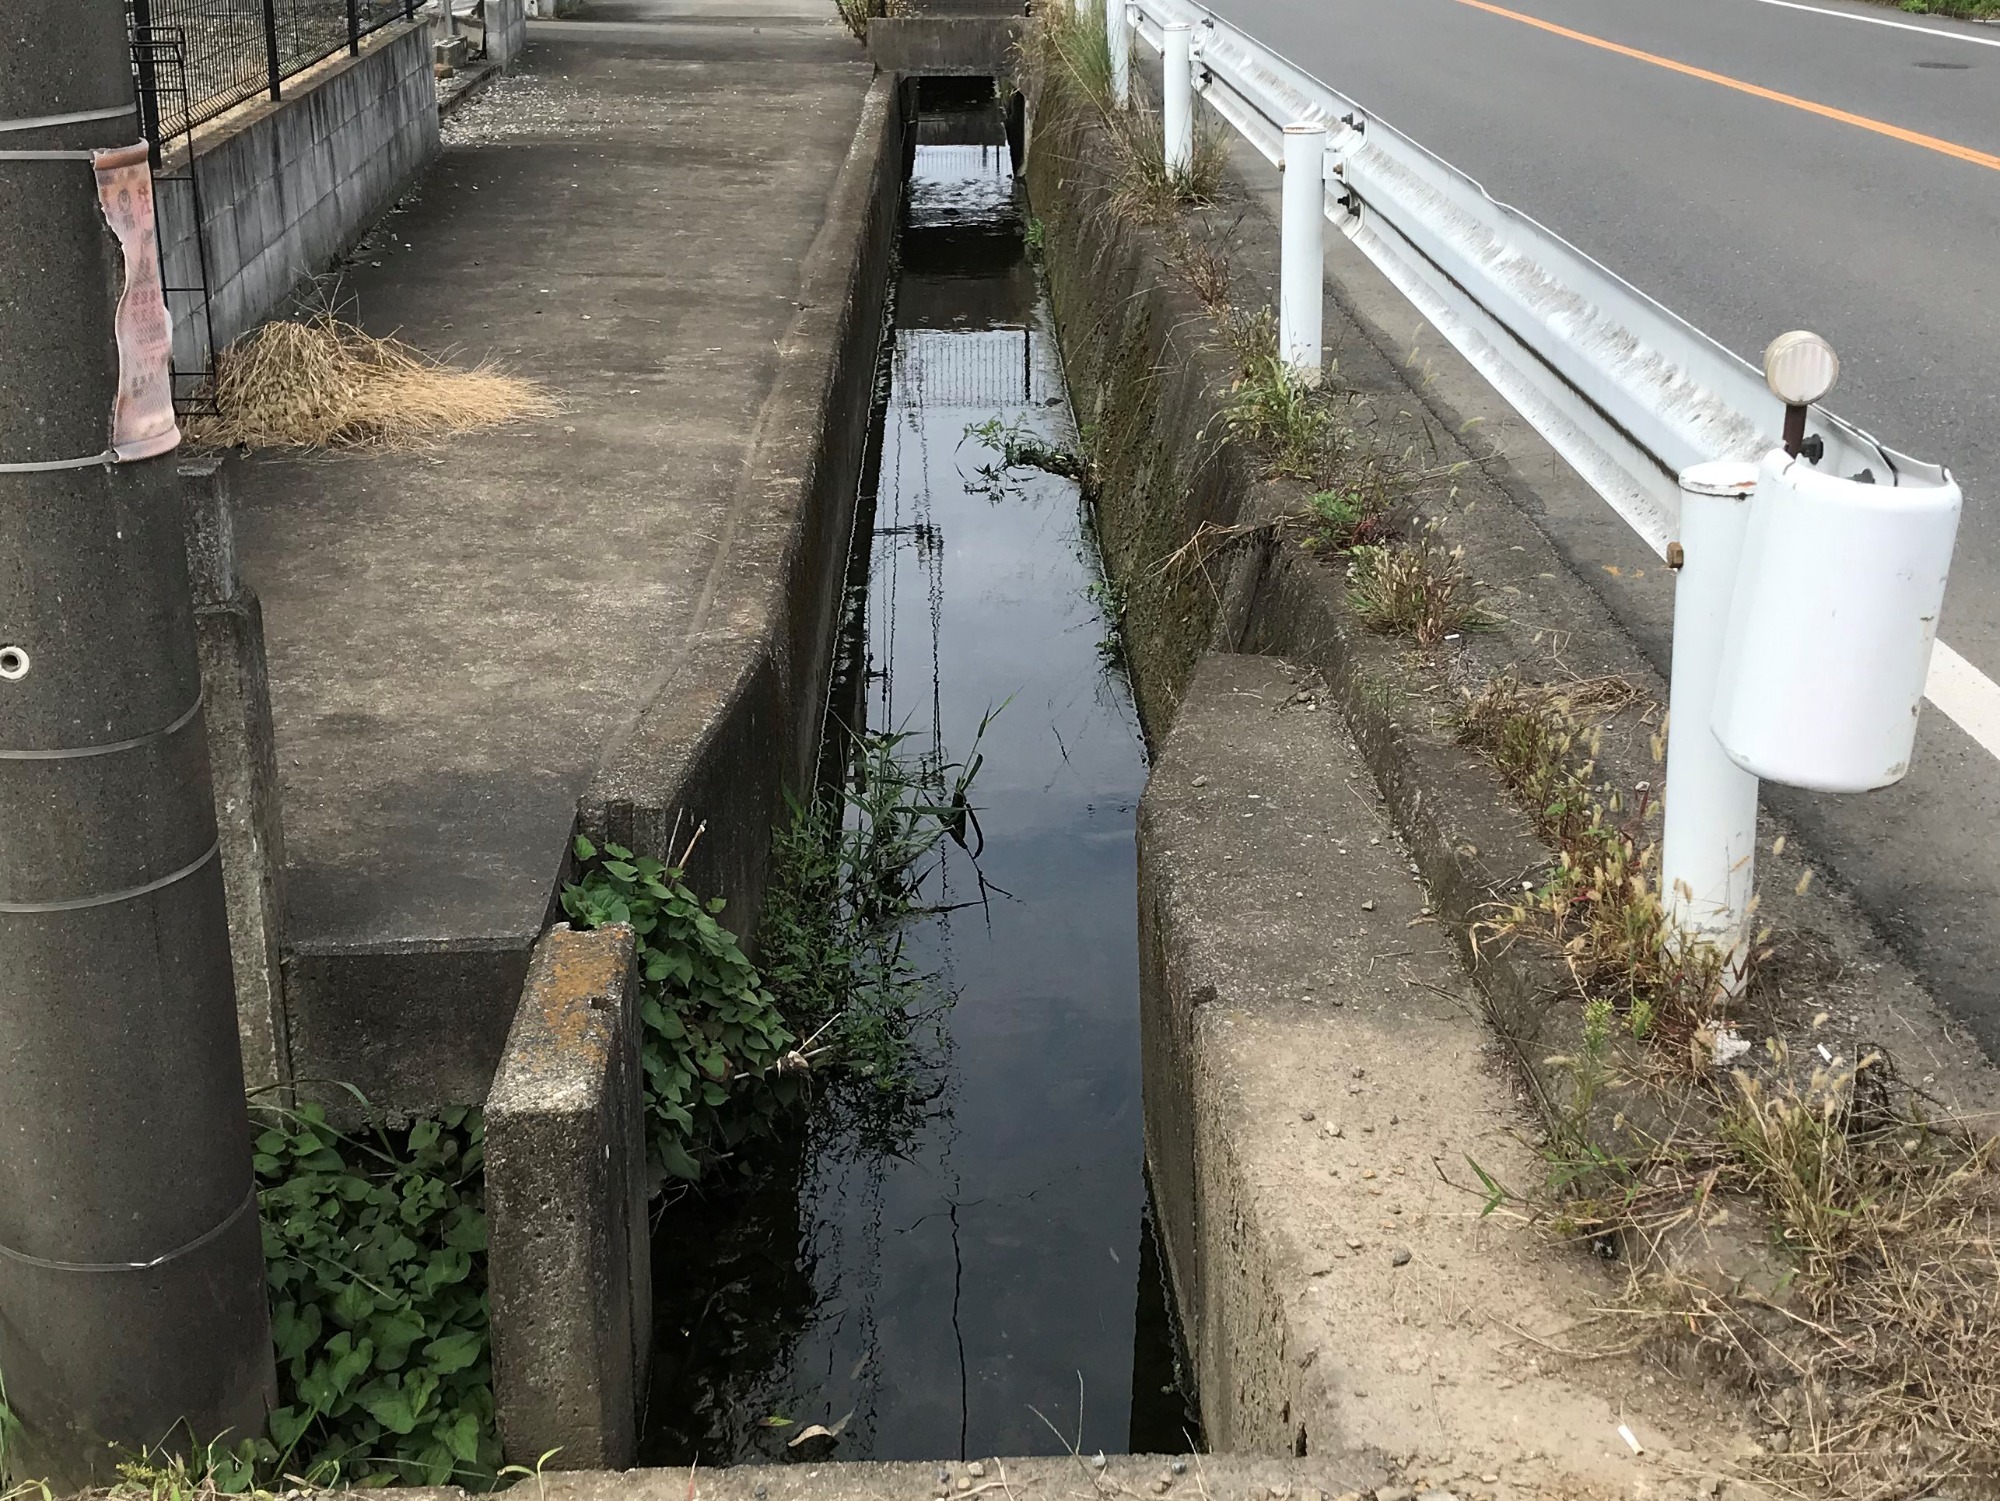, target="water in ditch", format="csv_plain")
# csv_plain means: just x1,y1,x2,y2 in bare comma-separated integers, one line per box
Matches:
640,81,1199,1465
